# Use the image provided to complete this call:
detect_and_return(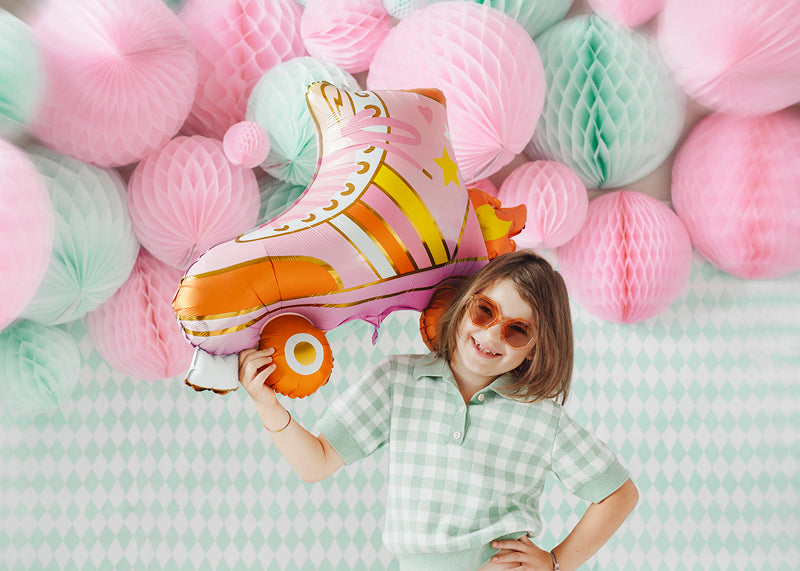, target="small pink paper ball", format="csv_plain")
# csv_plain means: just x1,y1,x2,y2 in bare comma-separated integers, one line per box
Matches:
223,121,271,169
31,0,197,167
558,191,692,323
87,250,194,381
179,0,306,139
301,0,392,74
672,111,800,279
467,178,499,197
128,136,260,270
586,0,664,27
498,161,588,250
368,1,546,183
0,141,53,330
658,0,800,115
